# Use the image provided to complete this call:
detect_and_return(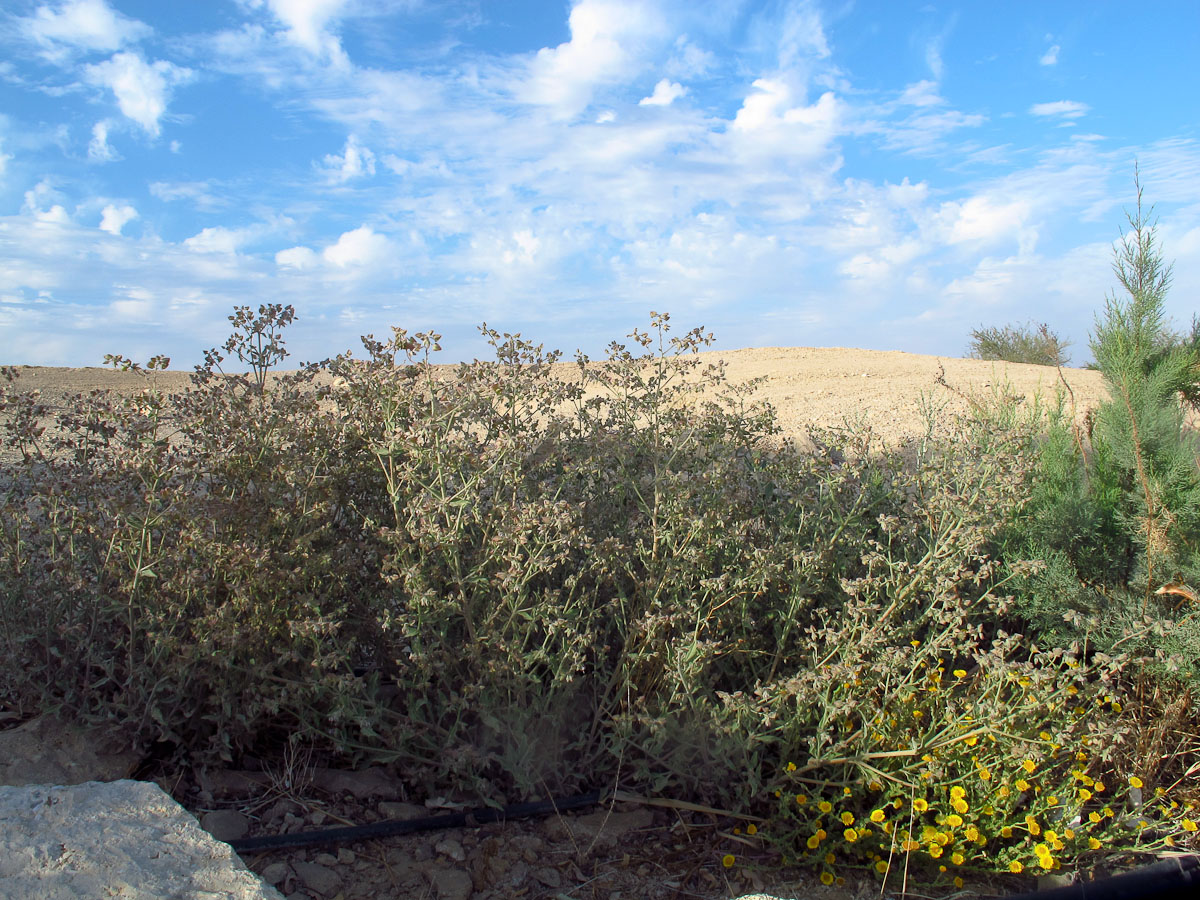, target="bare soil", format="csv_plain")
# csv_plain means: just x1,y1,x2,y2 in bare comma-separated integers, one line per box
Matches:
5,347,1109,449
